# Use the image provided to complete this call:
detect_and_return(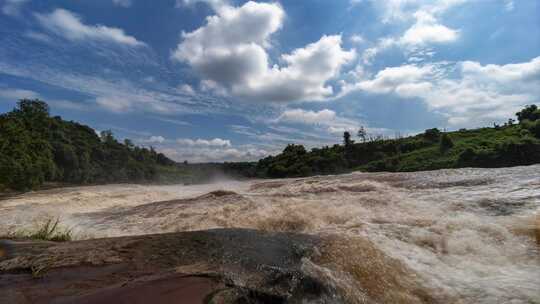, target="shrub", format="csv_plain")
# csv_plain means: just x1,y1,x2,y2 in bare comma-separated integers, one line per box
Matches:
4,218,73,242
521,119,540,138
439,134,454,153
424,128,441,142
